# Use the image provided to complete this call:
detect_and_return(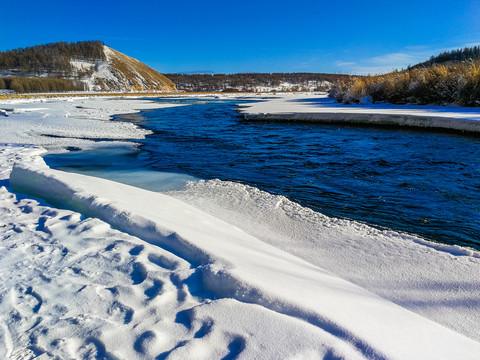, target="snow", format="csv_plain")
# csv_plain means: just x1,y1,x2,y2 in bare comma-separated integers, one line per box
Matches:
238,93,480,132
0,96,479,359
225,81,330,93
0,96,184,152
70,60,96,74
71,59,110,92
169,179,480,339
8,151,480,359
